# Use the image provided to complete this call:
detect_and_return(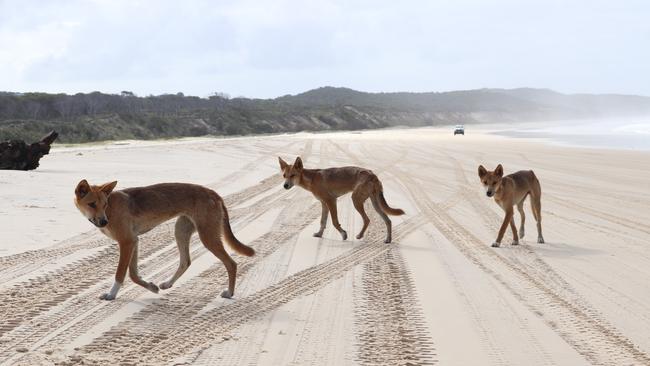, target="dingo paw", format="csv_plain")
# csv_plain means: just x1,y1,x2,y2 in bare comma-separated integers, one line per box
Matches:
341,230,348,240
384,237,392,244
537,237,545,244
99,293,116,301
159,281,173,290
221,289,233,299
511,240,519,246
147,282,159,293
518,228,525,238
491,242,501,248
313,232,323,238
